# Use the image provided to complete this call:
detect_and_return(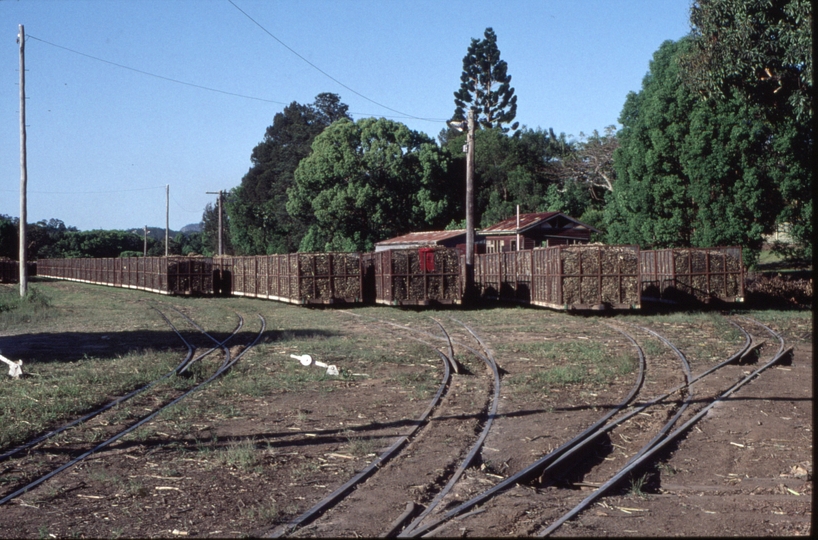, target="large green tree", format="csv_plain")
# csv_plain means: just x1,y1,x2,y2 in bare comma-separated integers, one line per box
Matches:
680,0,812,259
443,126,572,228
201,201,233,257
287,118,454,252
682,0,812,121
0,215,18,260
453,28,519,133
606,41,702,248
606,39,784,266
226,93,350,255
543,127,617,229
46,229,152,259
